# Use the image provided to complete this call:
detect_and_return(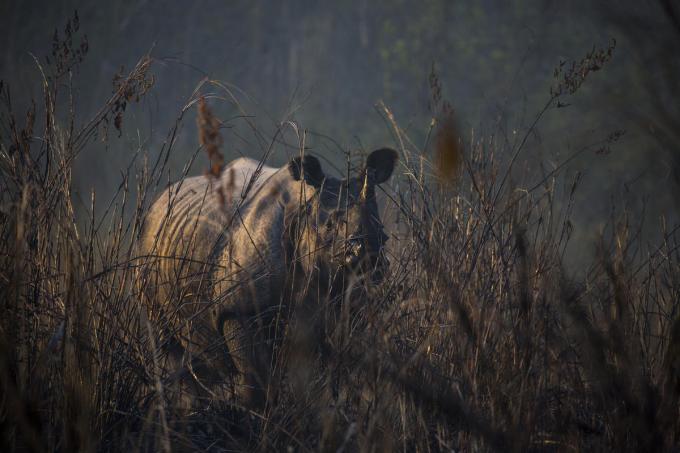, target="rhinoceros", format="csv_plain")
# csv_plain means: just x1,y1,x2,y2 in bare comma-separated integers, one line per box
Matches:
139,148,398,405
